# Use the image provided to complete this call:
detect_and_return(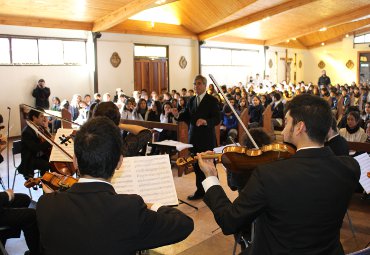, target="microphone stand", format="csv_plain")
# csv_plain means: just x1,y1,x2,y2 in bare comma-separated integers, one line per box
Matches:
6,107,10,188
